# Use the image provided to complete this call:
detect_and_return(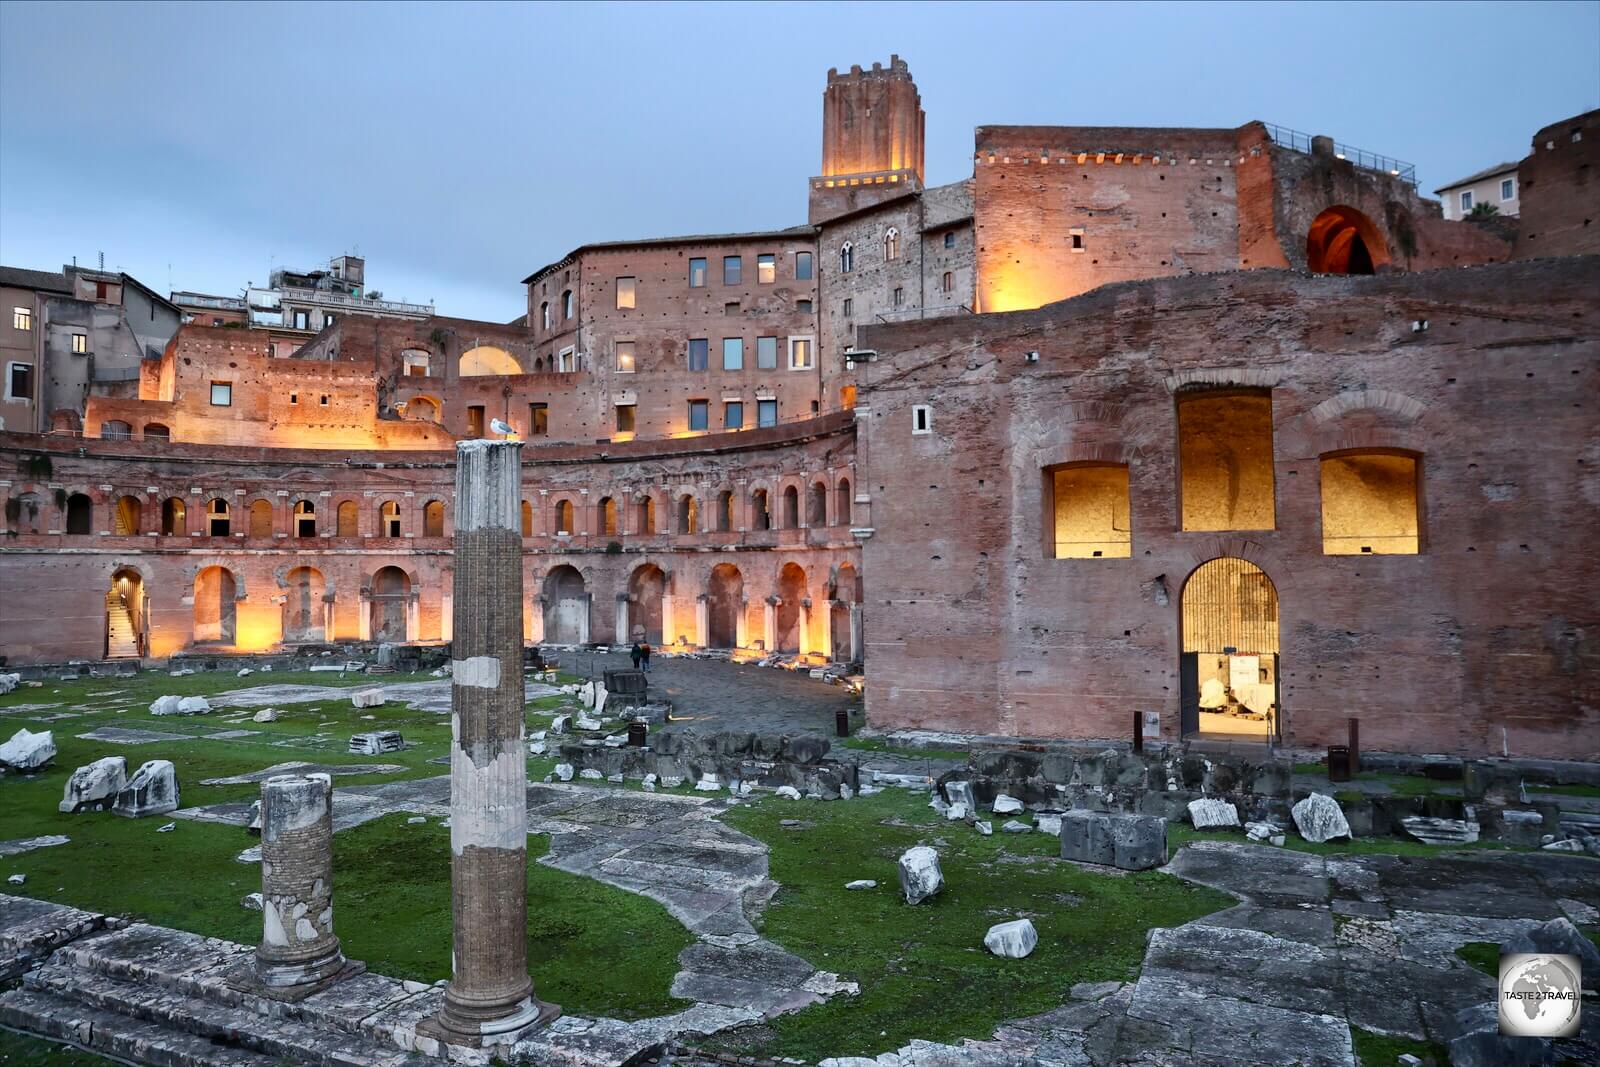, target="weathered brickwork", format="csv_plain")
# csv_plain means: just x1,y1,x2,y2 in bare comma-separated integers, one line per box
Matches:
1513,109,1599,260
855,258,1599,760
